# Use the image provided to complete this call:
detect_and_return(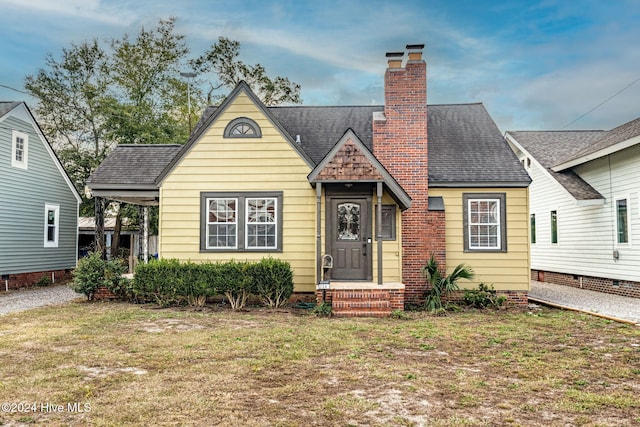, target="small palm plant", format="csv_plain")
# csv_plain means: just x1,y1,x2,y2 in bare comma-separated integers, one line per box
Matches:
422,254,474,312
